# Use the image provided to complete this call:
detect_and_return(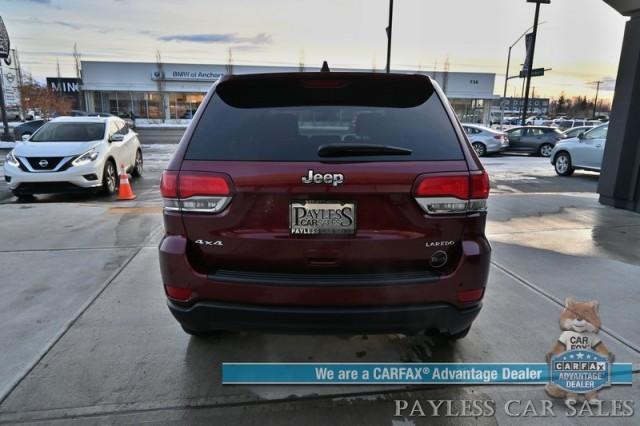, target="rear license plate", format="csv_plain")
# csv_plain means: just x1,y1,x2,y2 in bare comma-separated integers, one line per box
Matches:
289,201,356,235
